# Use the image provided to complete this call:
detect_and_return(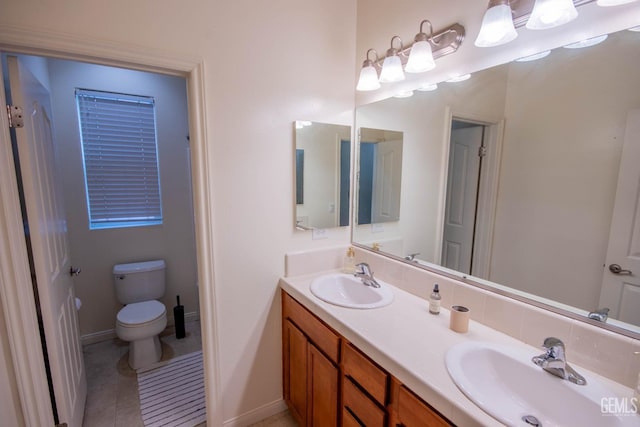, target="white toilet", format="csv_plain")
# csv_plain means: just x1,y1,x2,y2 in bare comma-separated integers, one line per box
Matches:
113,259,167,370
